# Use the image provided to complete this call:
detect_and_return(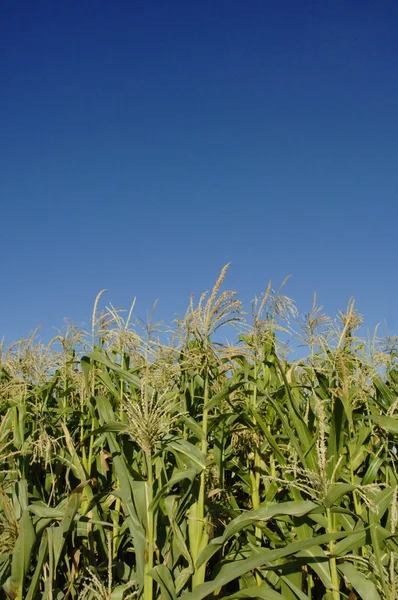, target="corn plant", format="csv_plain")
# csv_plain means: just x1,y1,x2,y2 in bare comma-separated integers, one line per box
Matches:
0,267,397,599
